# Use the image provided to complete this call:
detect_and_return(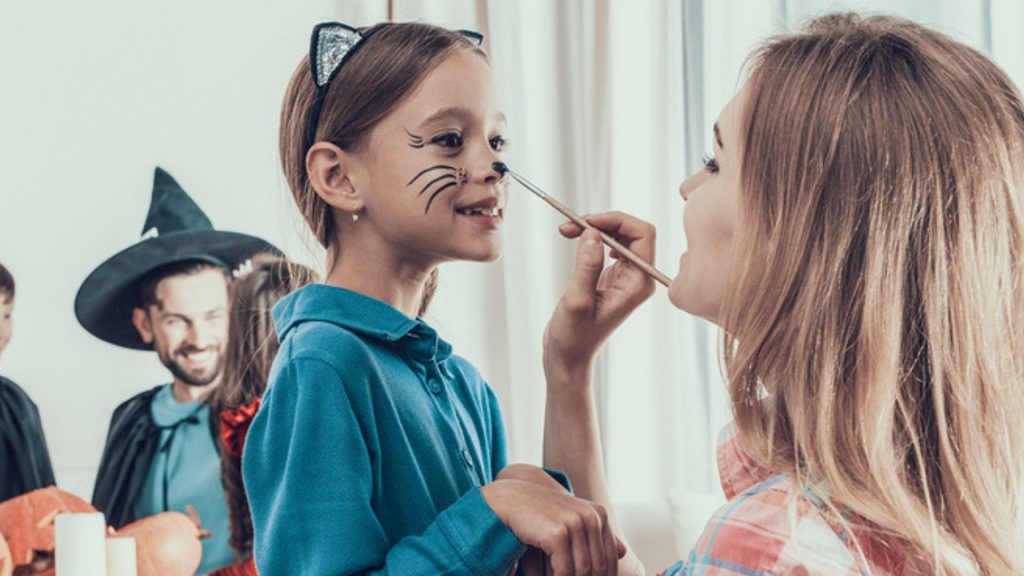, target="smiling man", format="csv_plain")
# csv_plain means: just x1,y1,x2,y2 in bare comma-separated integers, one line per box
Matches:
75,167,278,574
